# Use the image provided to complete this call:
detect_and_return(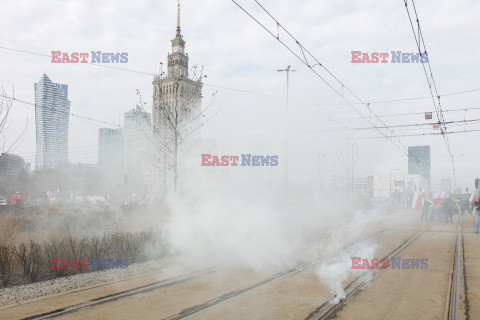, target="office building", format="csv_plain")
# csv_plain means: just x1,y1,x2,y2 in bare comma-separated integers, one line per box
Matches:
123,105,152,183
0,153,25,176
35,74,70,170
98,128,124,177
408,146,431,190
